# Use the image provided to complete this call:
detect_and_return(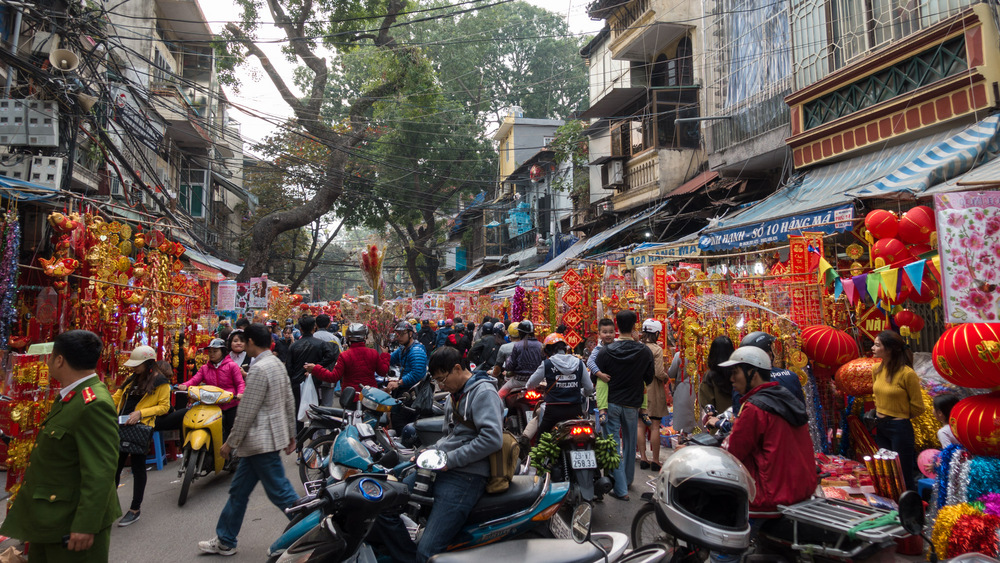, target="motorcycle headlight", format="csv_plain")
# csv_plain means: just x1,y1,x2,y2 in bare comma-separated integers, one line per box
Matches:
330,464,360,481
198,390,222,404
